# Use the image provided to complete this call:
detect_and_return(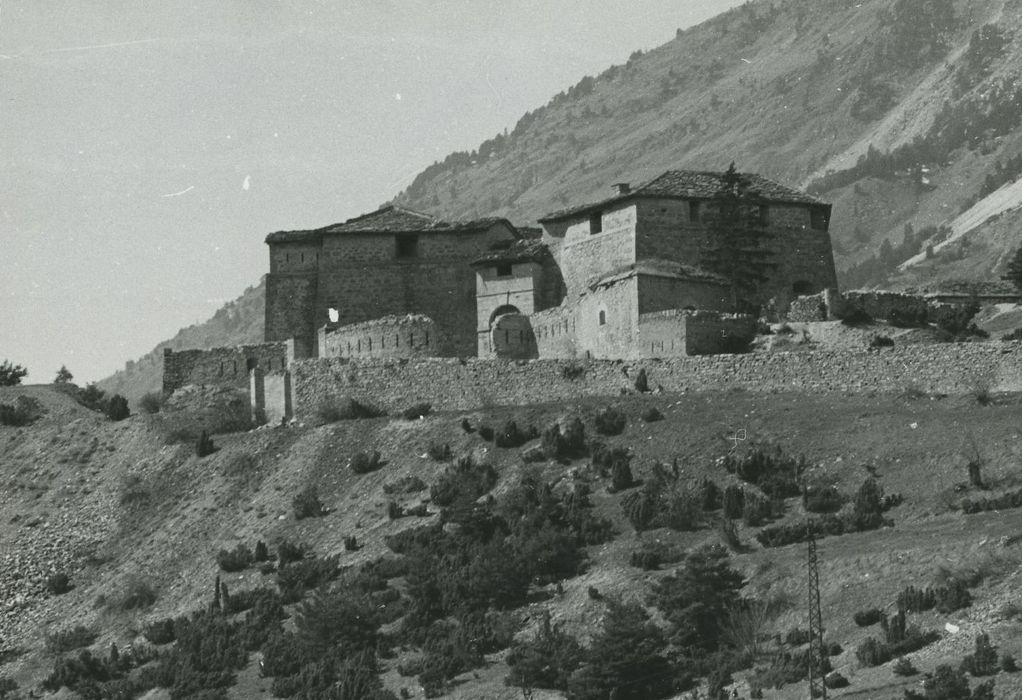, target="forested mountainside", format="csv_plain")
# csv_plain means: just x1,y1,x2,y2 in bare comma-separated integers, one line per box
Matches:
102,0,1022,395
